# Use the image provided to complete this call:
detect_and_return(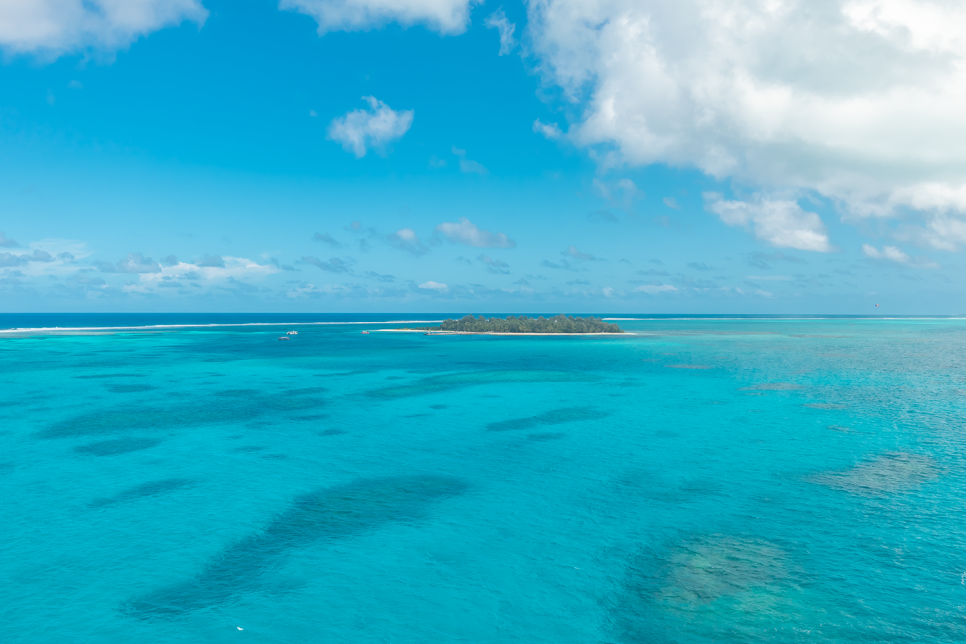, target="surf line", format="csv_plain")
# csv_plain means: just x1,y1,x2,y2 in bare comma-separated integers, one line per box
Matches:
0,321,445,334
